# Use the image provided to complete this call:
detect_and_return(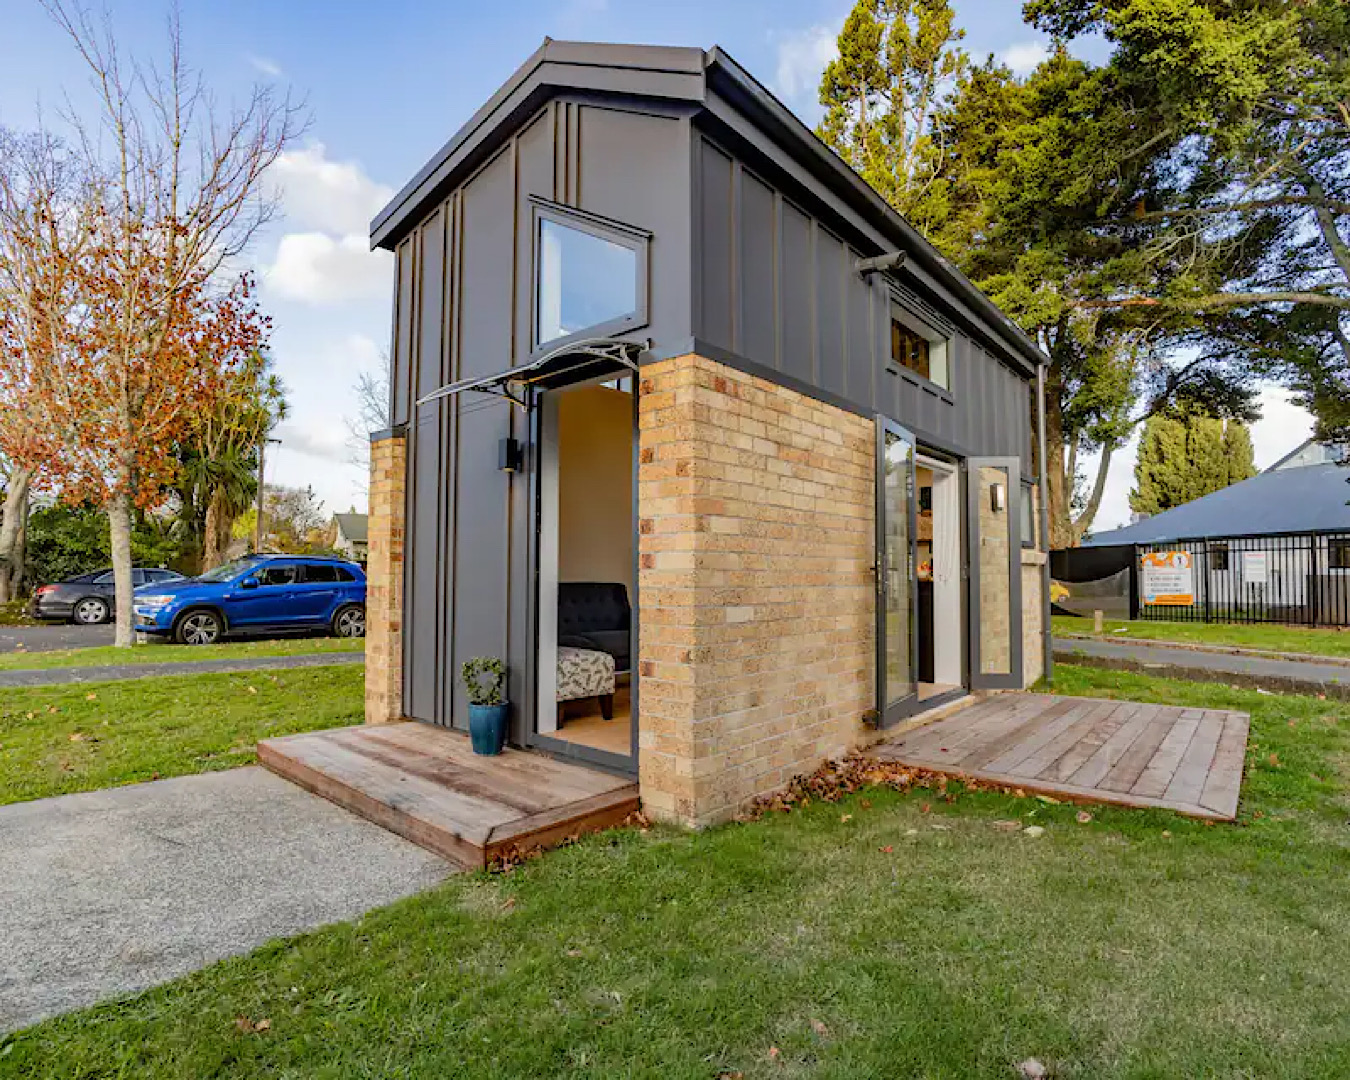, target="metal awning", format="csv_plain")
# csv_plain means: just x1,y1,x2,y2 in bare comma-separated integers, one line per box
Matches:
414,337,646,410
